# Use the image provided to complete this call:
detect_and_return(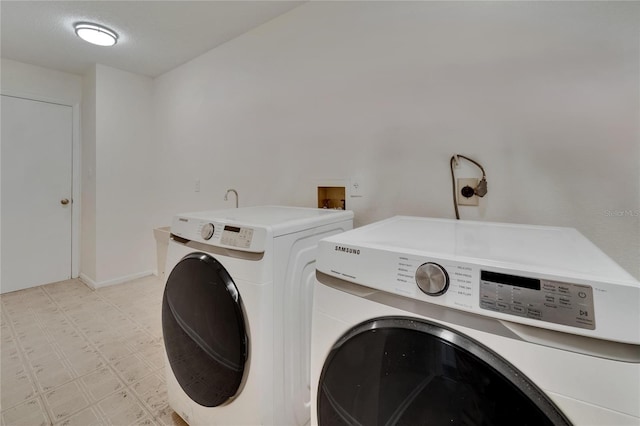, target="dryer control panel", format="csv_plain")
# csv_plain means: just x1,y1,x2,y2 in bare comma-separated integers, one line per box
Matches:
479,271,595,330
316,216,640,344
220,226,254,249
171,215,267,253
